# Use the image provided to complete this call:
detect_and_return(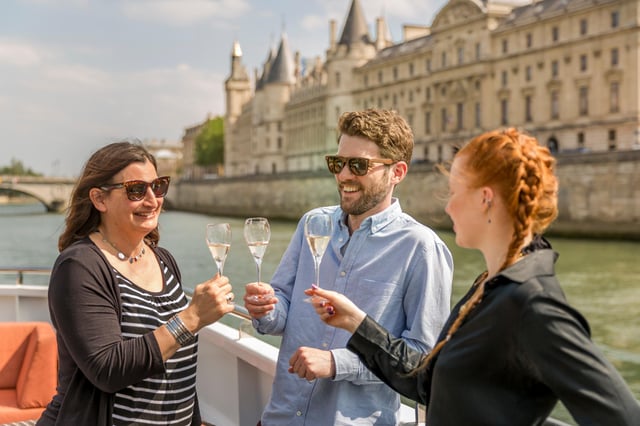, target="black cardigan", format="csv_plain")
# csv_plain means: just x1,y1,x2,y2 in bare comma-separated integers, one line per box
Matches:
348,248,640,425
37,237,202,426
